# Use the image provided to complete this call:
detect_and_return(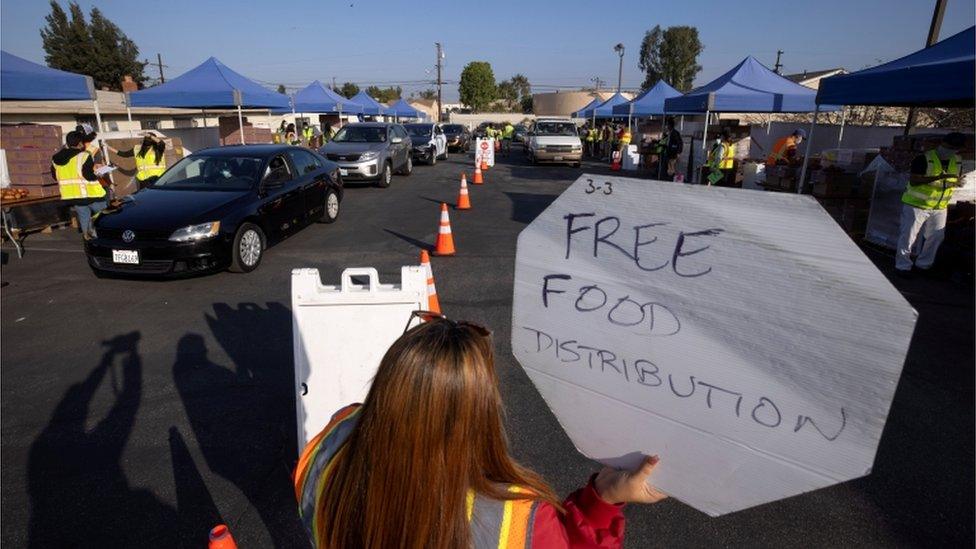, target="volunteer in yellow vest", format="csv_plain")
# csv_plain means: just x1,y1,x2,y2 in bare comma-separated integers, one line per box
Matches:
51,130,108,238
501,121,515,155
706,129,736,186
294,314,666,548
286,123,299,145
106,132,167,190
274,121,288,144
619,126,632,151
895,132,966,275
586,125,598,158
766,128,805,167
302,124,314,148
